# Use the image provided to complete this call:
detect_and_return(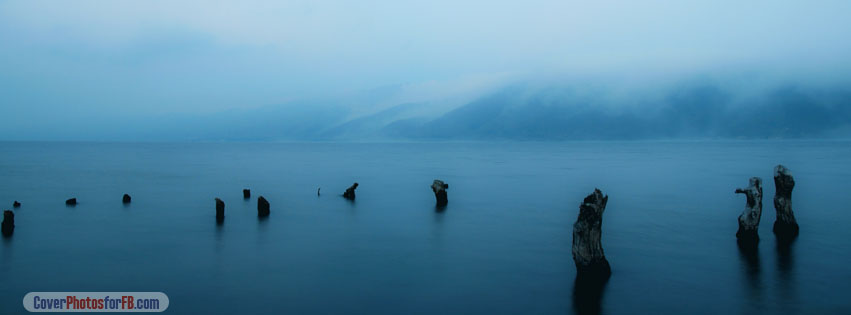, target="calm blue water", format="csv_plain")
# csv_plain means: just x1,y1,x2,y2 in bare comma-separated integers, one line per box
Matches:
1,141,850,314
